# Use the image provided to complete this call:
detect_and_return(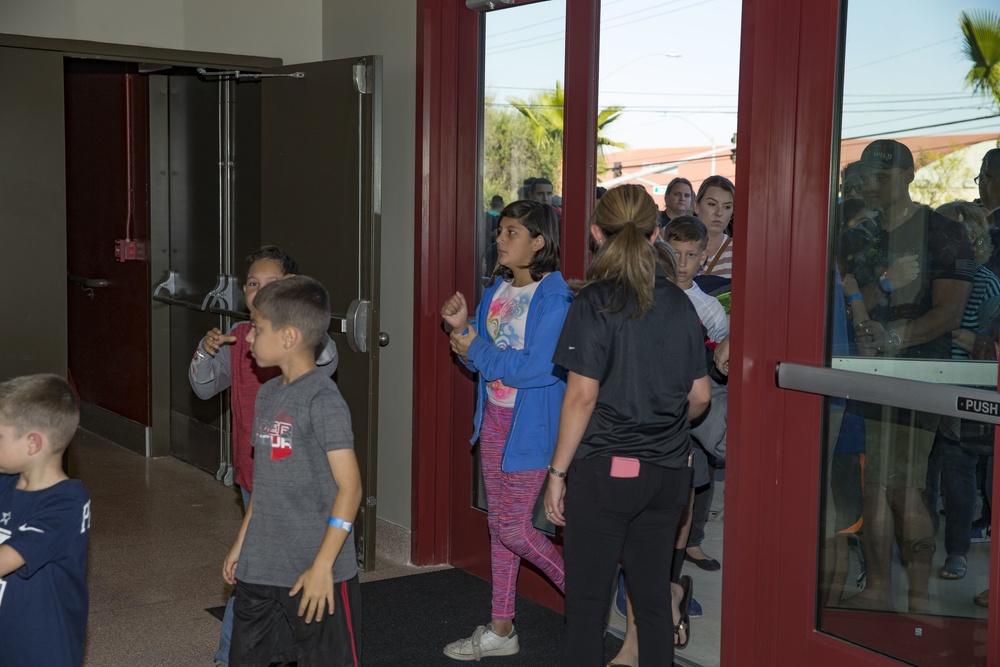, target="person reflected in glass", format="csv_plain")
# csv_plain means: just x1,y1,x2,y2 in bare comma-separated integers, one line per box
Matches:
526,177,555,205
841,161,865,201
922,200,1000,583
544,184,710,666
656,177,694,229
975,148,1000,278
848,139,975,613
